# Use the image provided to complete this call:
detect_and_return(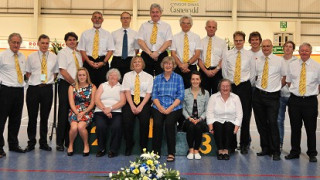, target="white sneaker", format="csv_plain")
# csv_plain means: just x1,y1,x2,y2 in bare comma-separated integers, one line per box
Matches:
187,153,194,160
194,153,201,160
